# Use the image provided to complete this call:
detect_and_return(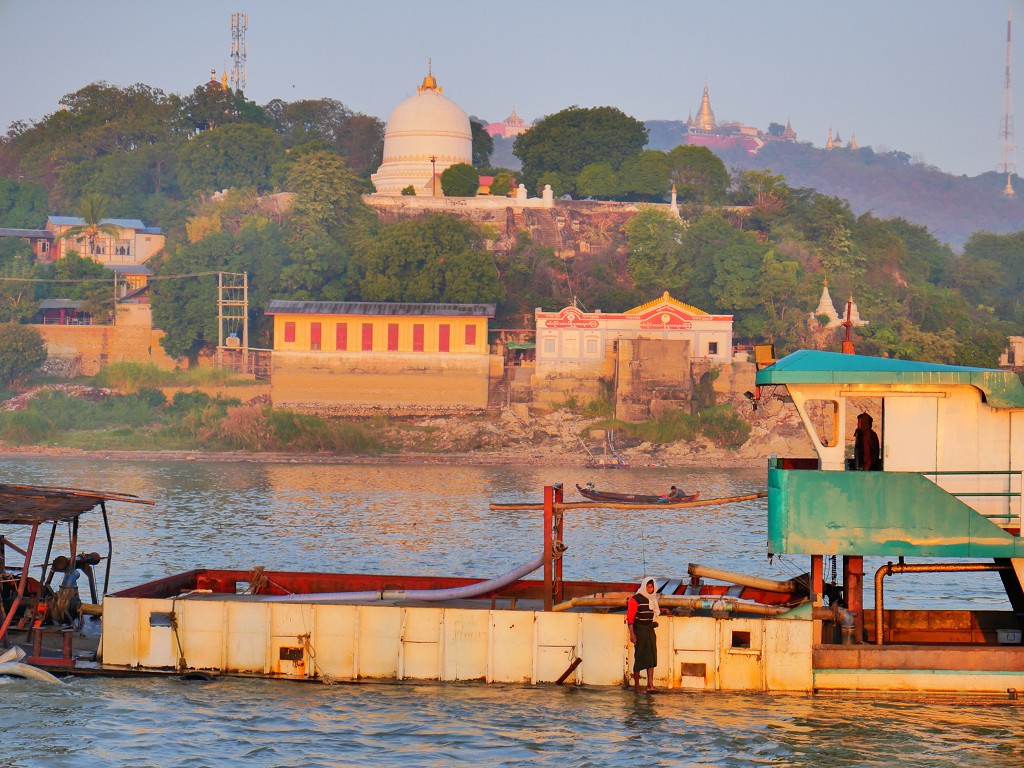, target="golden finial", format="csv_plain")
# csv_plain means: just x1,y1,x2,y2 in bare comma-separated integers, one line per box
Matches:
418,58,442,93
